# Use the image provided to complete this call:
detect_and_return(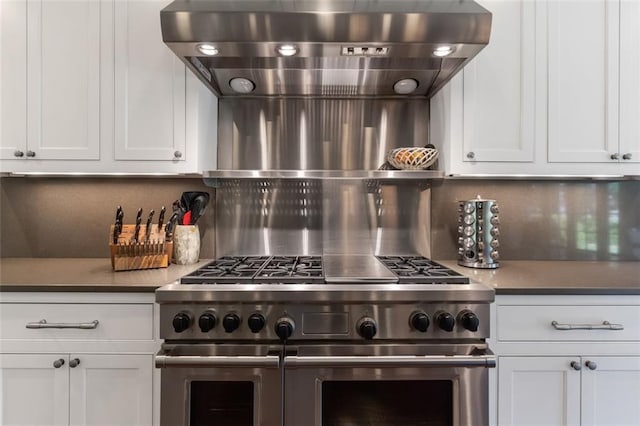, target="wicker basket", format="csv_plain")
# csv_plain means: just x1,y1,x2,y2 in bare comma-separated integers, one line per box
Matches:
387,147,439,170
